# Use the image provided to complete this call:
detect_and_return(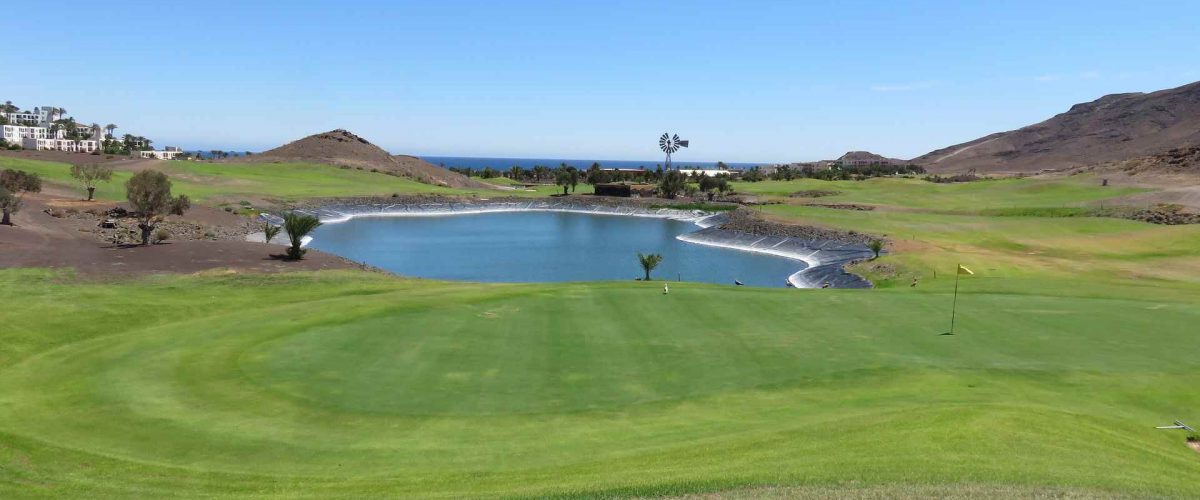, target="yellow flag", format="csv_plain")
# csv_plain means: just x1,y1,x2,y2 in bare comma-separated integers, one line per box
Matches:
957,265,974,275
